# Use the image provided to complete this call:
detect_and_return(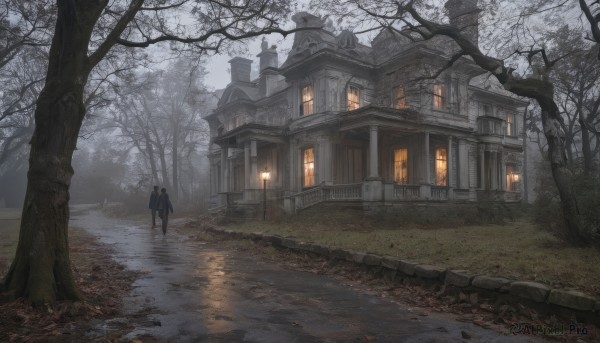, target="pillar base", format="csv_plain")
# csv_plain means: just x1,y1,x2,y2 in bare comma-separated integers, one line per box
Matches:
362,179,383,202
